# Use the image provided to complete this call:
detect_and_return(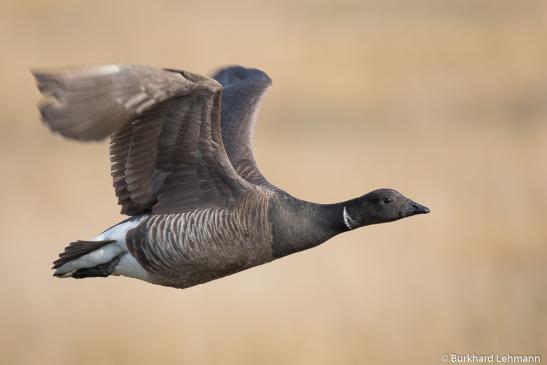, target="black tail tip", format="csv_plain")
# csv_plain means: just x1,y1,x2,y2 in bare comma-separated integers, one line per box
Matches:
52,269,73,278
52,239,115,269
